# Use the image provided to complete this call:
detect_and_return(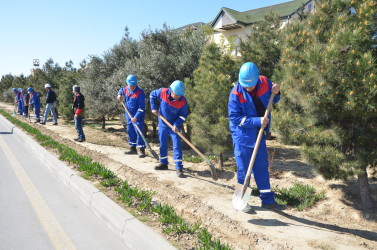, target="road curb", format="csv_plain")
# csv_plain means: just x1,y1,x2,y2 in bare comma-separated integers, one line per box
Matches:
0,114,175,250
